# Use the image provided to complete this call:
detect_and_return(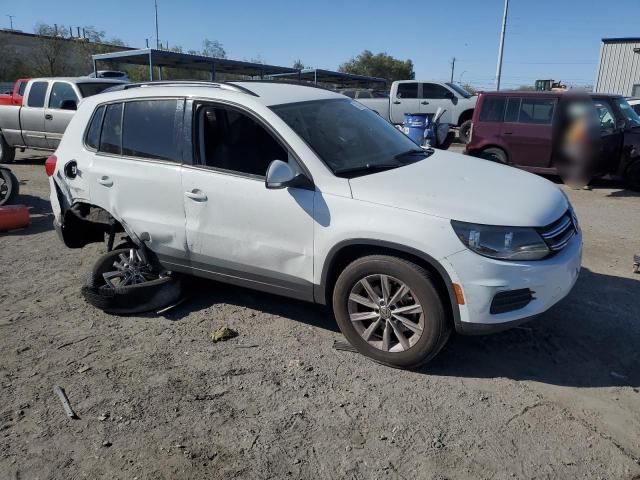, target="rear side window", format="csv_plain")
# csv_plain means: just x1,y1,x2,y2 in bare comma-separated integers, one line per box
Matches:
504,98,521,122
479,97,506,122
122,100,180,161
27,82,48,107
85,106,105,150
396,83,418,99
519,99,555,124
99,103,123,154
